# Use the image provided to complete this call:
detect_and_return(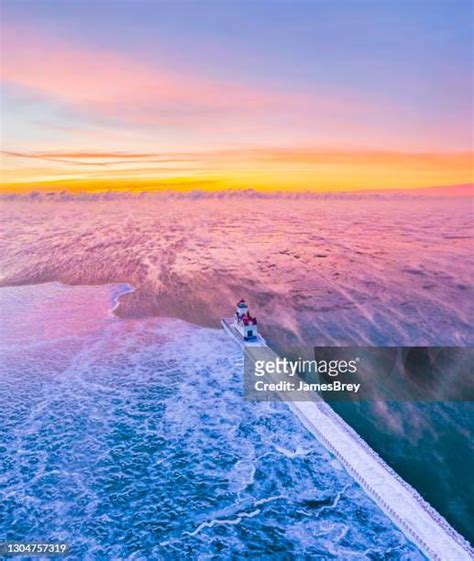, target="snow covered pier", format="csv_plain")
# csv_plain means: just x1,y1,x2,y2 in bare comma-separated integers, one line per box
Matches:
243,345,473,561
